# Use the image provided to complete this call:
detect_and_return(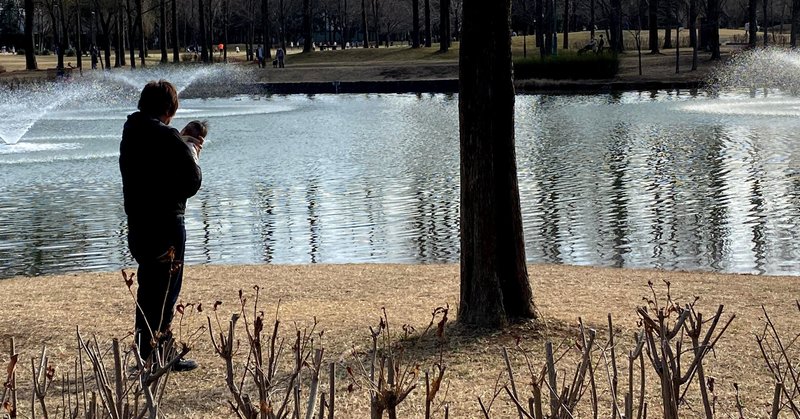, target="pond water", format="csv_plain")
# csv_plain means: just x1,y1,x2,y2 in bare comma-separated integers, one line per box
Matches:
2,90,800,278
